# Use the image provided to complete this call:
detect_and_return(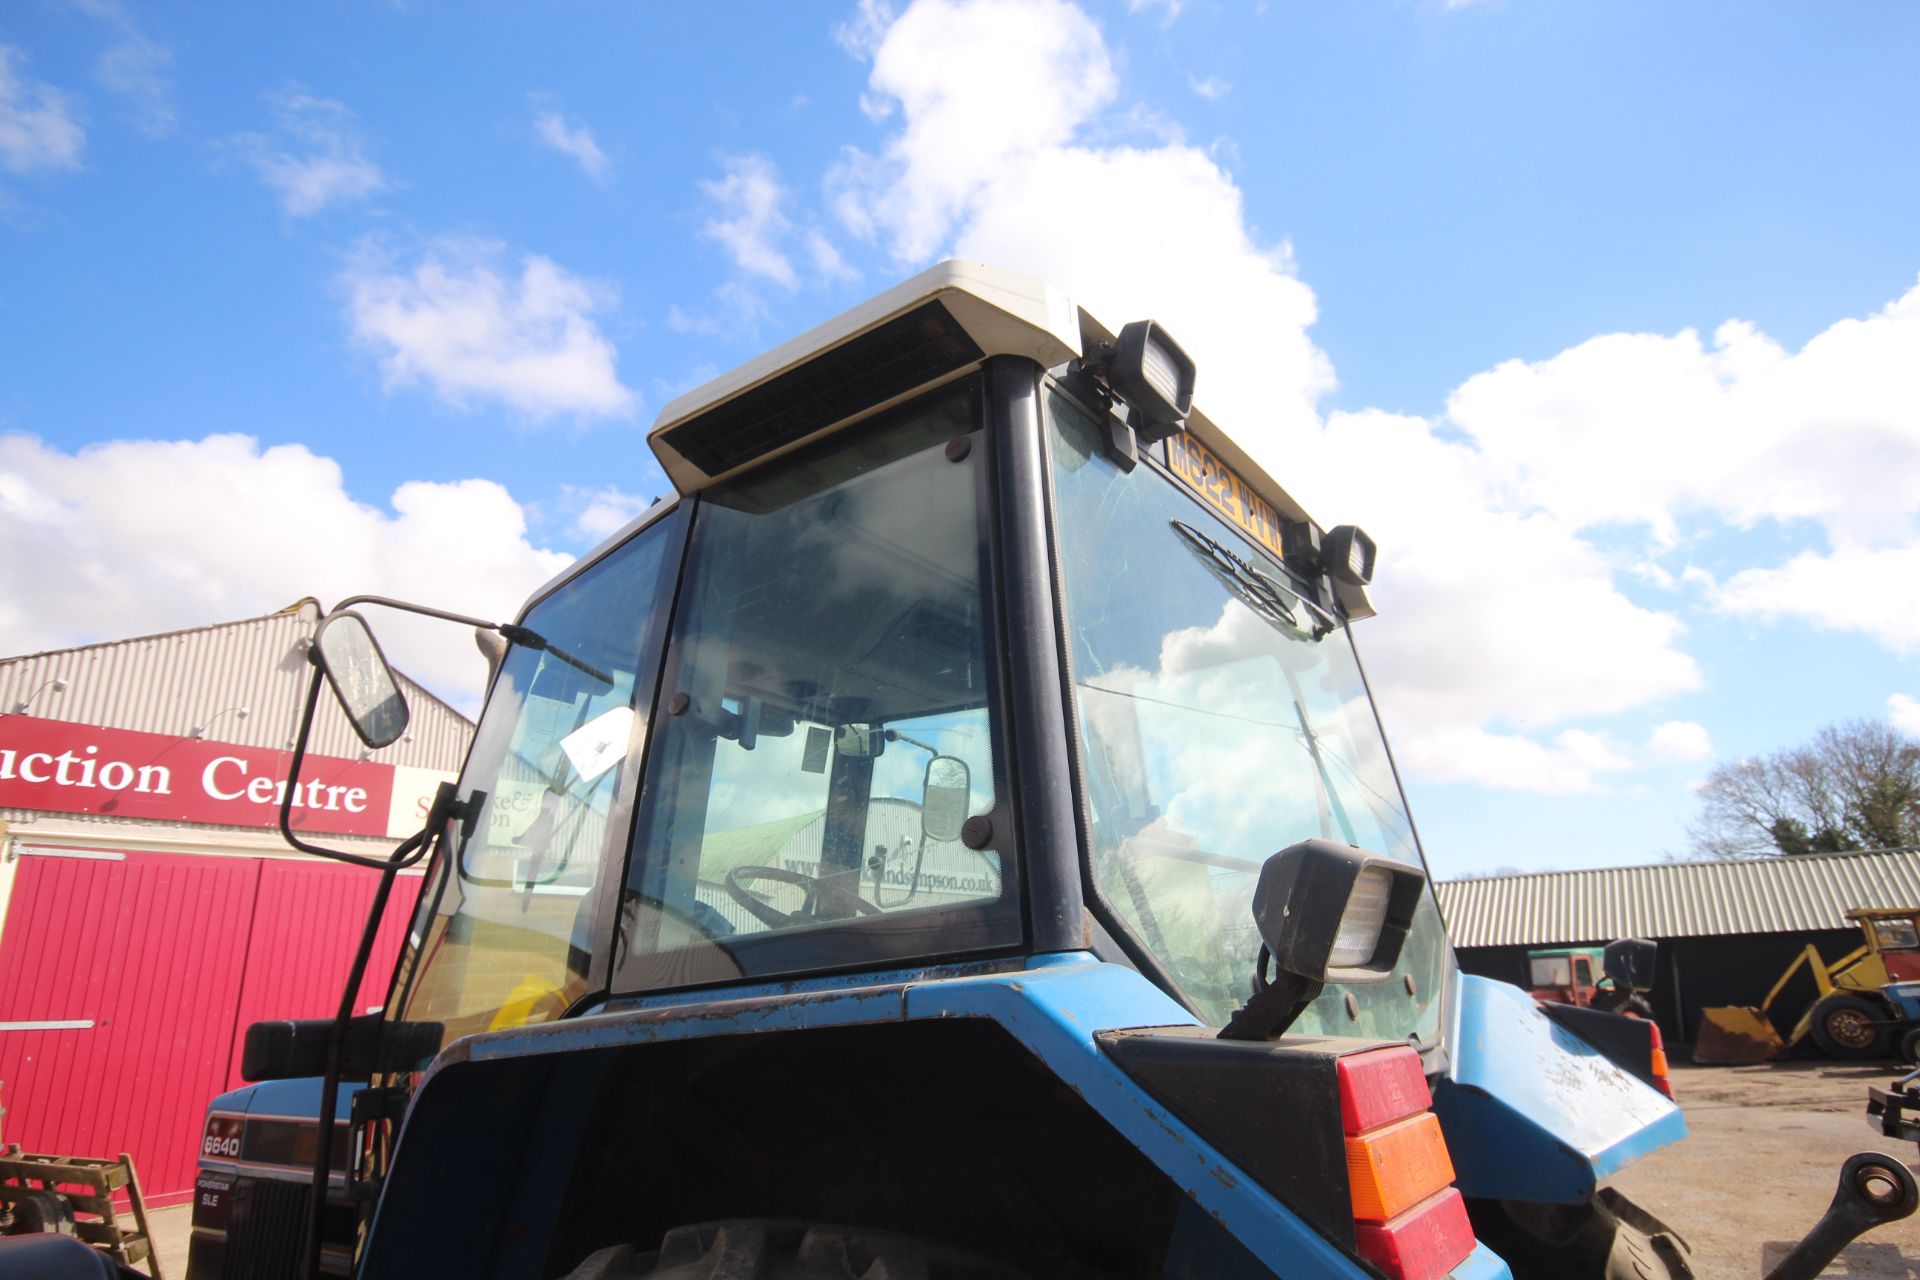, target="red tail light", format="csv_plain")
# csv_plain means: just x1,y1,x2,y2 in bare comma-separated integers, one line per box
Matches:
1356,1188,1476,1280
1337,1047,1477,1280
1648,1021,1673,1097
